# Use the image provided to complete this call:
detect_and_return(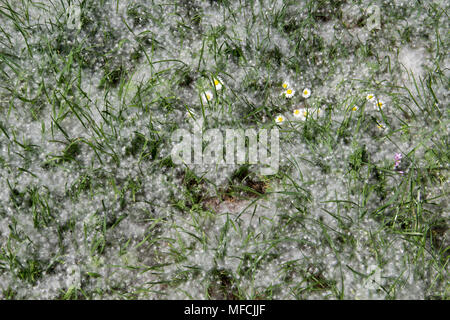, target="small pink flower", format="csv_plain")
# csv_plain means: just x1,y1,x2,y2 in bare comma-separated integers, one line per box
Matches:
394,153,404,174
